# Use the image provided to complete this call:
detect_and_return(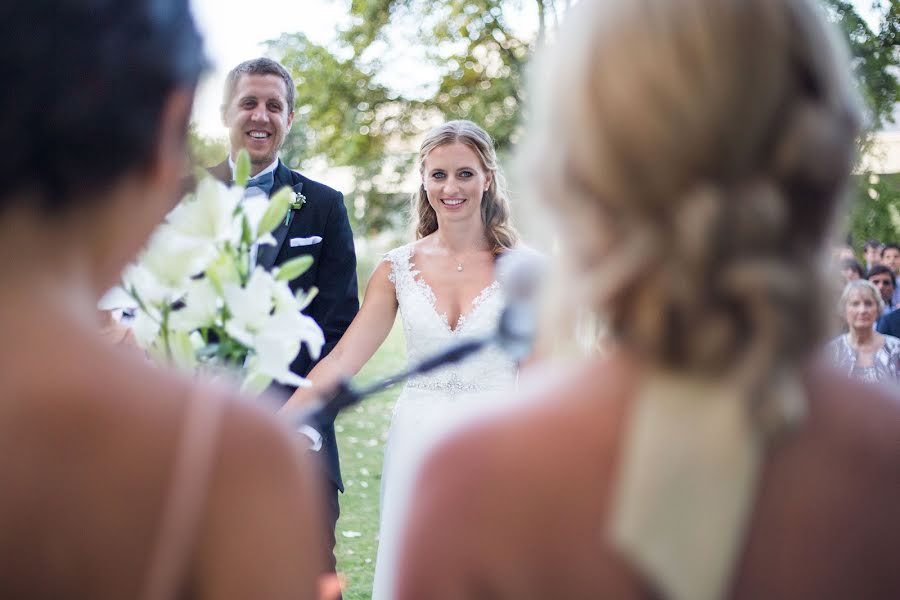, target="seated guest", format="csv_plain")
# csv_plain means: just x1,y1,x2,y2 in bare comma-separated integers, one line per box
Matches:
397,0,900,598
0,1,324,598
827,280,900,383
